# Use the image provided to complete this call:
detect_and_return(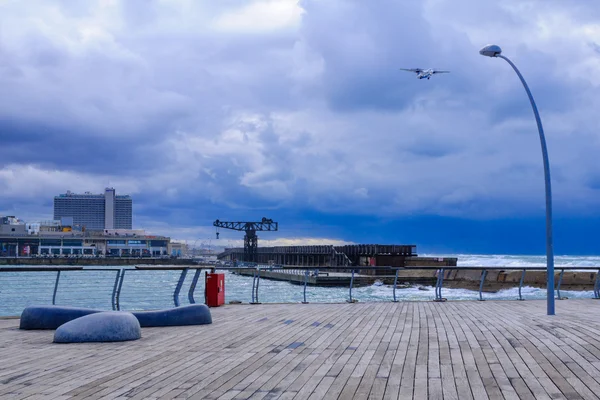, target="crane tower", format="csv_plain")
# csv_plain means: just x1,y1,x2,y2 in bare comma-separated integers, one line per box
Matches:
213,217,278,262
